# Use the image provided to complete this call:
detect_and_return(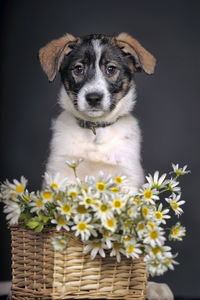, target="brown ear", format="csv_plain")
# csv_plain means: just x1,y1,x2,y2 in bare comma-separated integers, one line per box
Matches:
38,33,79,82
116,32,156,75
